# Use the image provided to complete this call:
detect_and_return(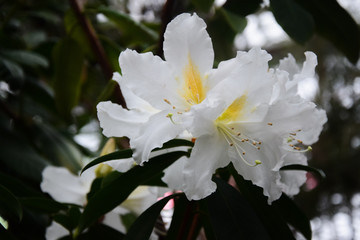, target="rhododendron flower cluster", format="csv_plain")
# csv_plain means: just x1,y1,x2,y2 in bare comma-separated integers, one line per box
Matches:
97,13,327,203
